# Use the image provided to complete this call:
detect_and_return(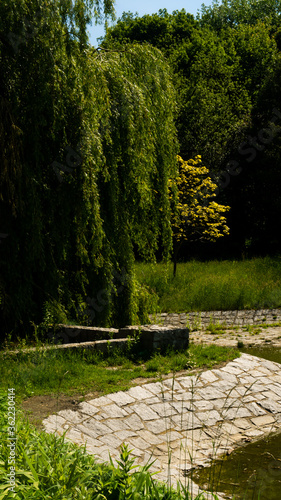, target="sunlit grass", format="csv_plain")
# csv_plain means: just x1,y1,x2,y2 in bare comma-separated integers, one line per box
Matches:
0,343,239,400
135,256,281,312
